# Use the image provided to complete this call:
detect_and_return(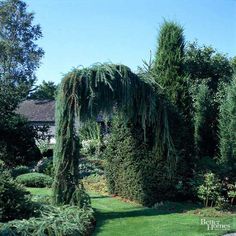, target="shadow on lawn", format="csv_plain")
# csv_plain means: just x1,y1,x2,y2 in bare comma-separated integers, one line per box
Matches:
91,195,201,235
91,195,111,199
